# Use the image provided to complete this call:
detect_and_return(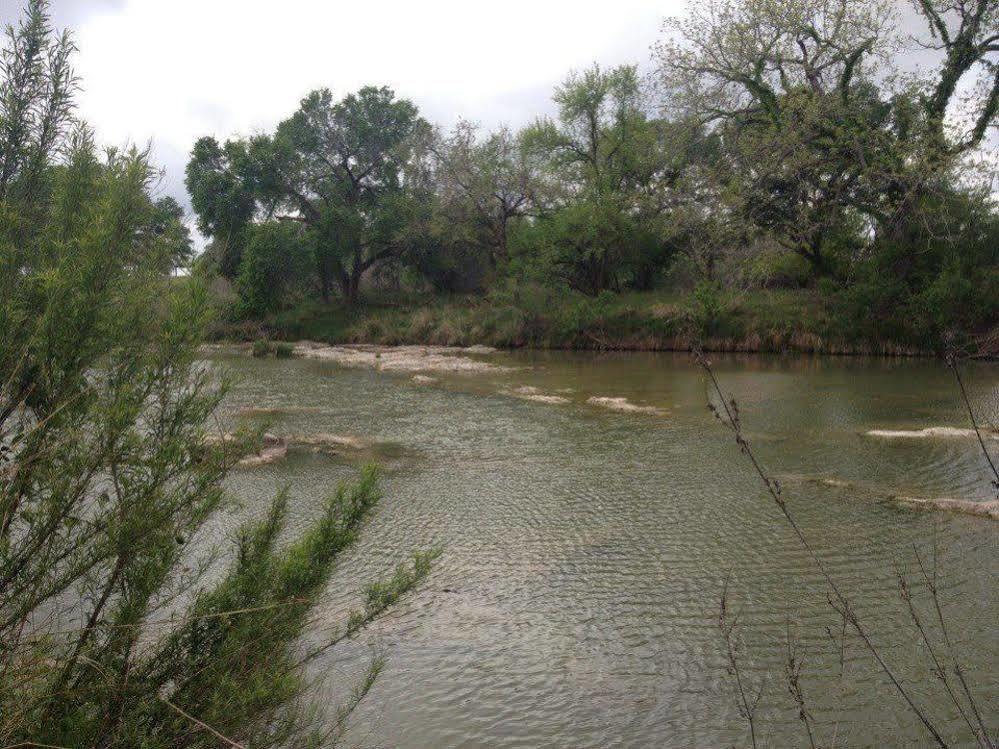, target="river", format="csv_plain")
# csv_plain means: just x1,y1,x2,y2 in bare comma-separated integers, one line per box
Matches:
207,346,998,748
